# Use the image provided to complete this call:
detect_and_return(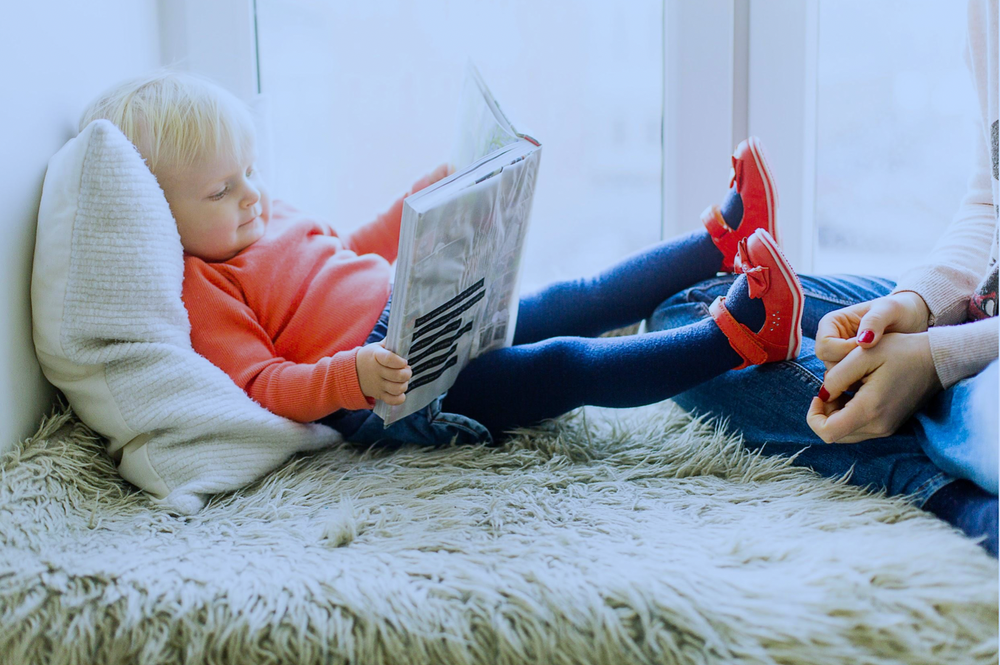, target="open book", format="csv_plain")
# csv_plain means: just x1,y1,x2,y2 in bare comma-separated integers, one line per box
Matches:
374,64,542,426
